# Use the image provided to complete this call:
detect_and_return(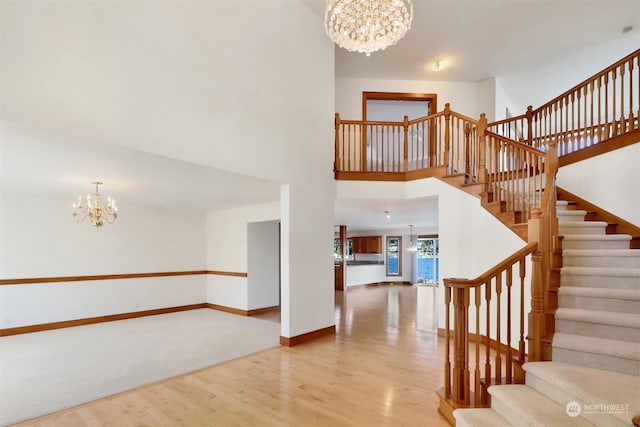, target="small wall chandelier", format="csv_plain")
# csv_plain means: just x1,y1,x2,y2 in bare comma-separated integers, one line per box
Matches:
324,0,413,57
72,181,118,229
